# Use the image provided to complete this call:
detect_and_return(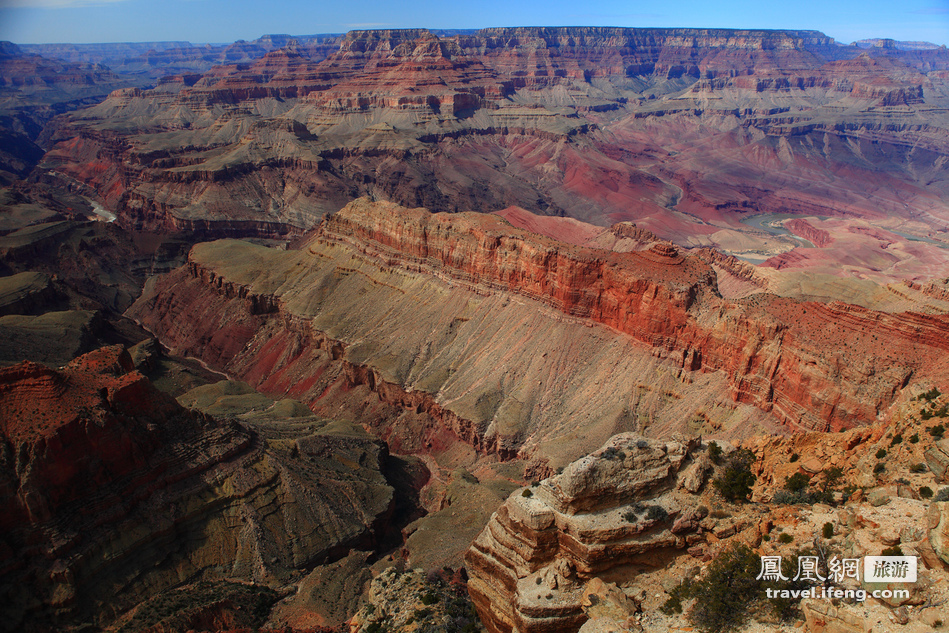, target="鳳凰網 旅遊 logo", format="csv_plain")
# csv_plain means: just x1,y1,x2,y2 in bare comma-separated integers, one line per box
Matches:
757,555,916,602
